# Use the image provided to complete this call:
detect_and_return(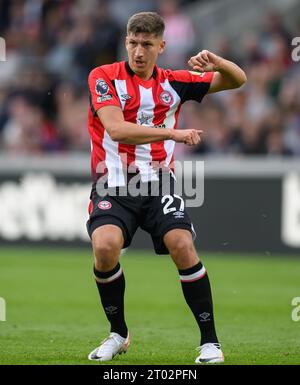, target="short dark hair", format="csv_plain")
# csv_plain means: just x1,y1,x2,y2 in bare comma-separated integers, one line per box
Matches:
127,12,165,37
